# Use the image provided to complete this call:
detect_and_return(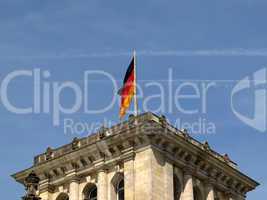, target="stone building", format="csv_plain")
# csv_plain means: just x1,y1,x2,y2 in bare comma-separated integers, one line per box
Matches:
13,112,259,200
